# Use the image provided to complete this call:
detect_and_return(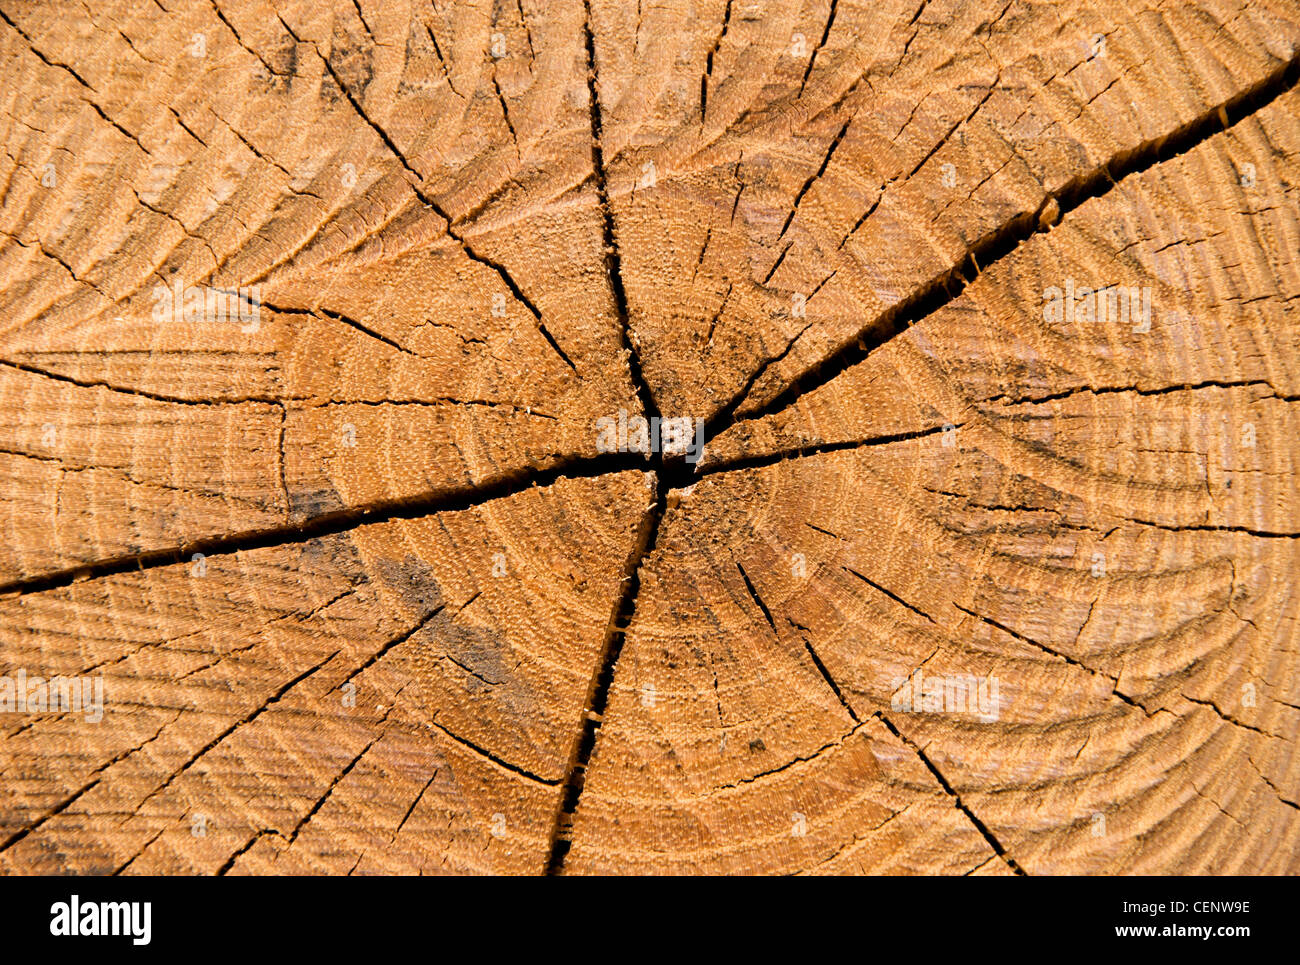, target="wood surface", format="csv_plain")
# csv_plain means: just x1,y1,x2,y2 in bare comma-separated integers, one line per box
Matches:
0,0,1298,874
